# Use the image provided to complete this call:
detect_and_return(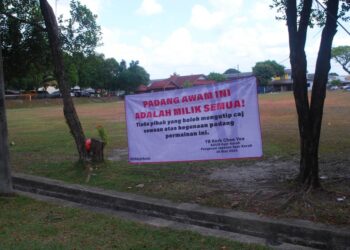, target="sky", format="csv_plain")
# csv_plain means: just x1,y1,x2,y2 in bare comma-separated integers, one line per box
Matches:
49,0,350,79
